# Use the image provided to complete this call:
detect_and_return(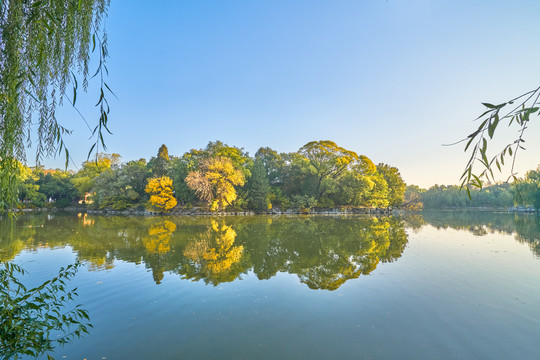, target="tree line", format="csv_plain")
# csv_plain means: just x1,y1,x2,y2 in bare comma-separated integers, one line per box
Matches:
404,165,540,210
14,140,407,213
